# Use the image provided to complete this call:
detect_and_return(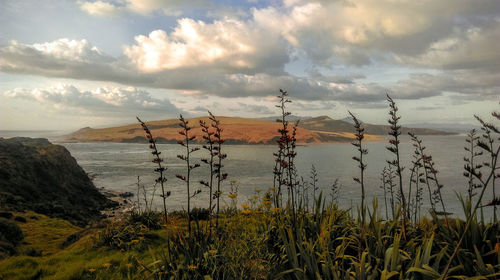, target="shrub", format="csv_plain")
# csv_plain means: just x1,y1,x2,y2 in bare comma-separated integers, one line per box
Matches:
94,221,159,250
127,210,162,230
0,218,23,245
0,218,23,258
